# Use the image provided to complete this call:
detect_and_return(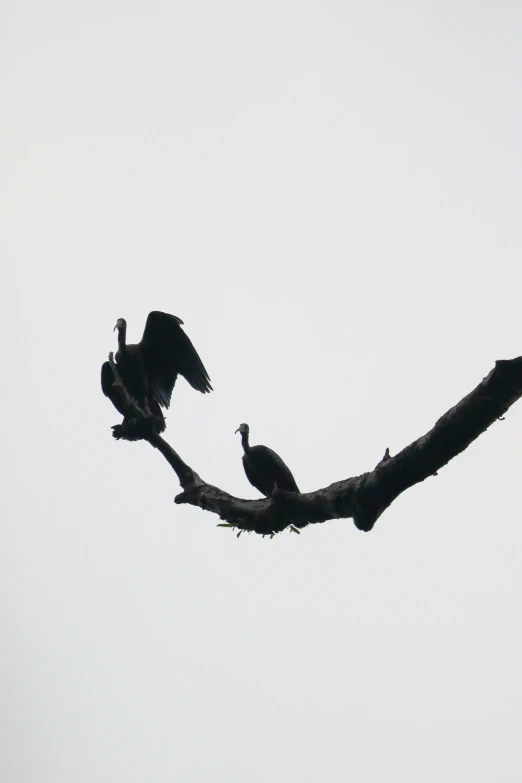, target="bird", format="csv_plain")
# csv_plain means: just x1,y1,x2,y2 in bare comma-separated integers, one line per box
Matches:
235,423,300,497
101,311,212,433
